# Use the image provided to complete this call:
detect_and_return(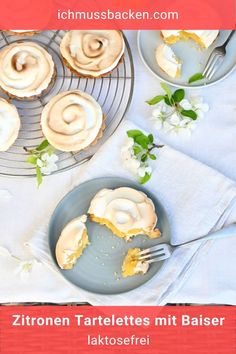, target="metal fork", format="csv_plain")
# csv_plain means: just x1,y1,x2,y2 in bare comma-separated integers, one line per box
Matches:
136,223,236,264
203,30,235,80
